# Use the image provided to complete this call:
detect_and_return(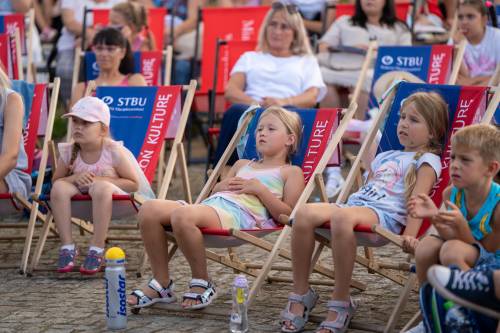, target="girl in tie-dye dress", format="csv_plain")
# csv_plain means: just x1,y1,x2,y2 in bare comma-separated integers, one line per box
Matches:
129,106,306,311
